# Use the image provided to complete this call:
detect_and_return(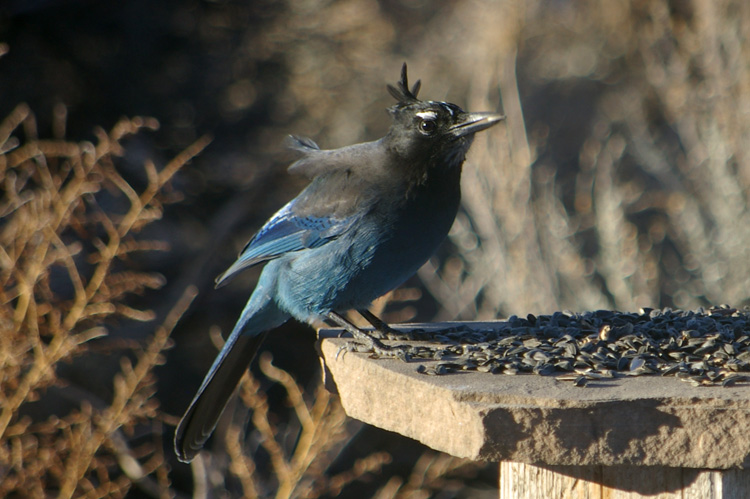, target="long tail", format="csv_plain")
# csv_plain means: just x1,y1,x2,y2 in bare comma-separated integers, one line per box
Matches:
174,287,288,462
